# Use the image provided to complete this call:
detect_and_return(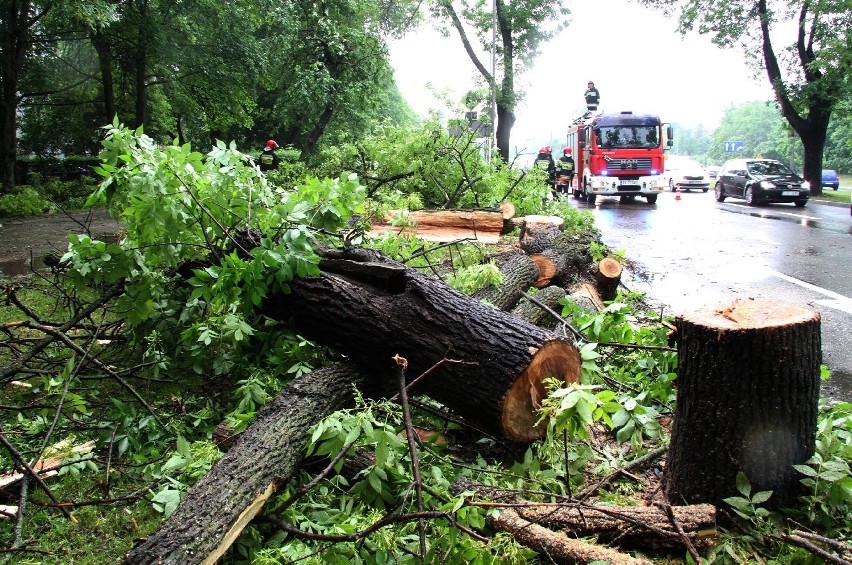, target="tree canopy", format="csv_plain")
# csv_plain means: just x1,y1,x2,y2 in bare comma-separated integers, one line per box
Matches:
636,0,852,193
